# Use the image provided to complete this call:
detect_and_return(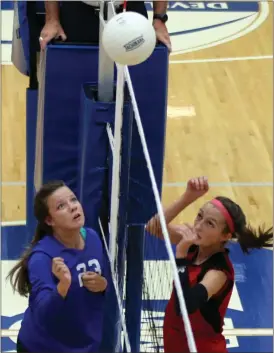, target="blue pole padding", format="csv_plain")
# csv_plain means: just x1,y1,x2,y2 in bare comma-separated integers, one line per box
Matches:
78,83,133,352
77,84,113,232
124,225,145,352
